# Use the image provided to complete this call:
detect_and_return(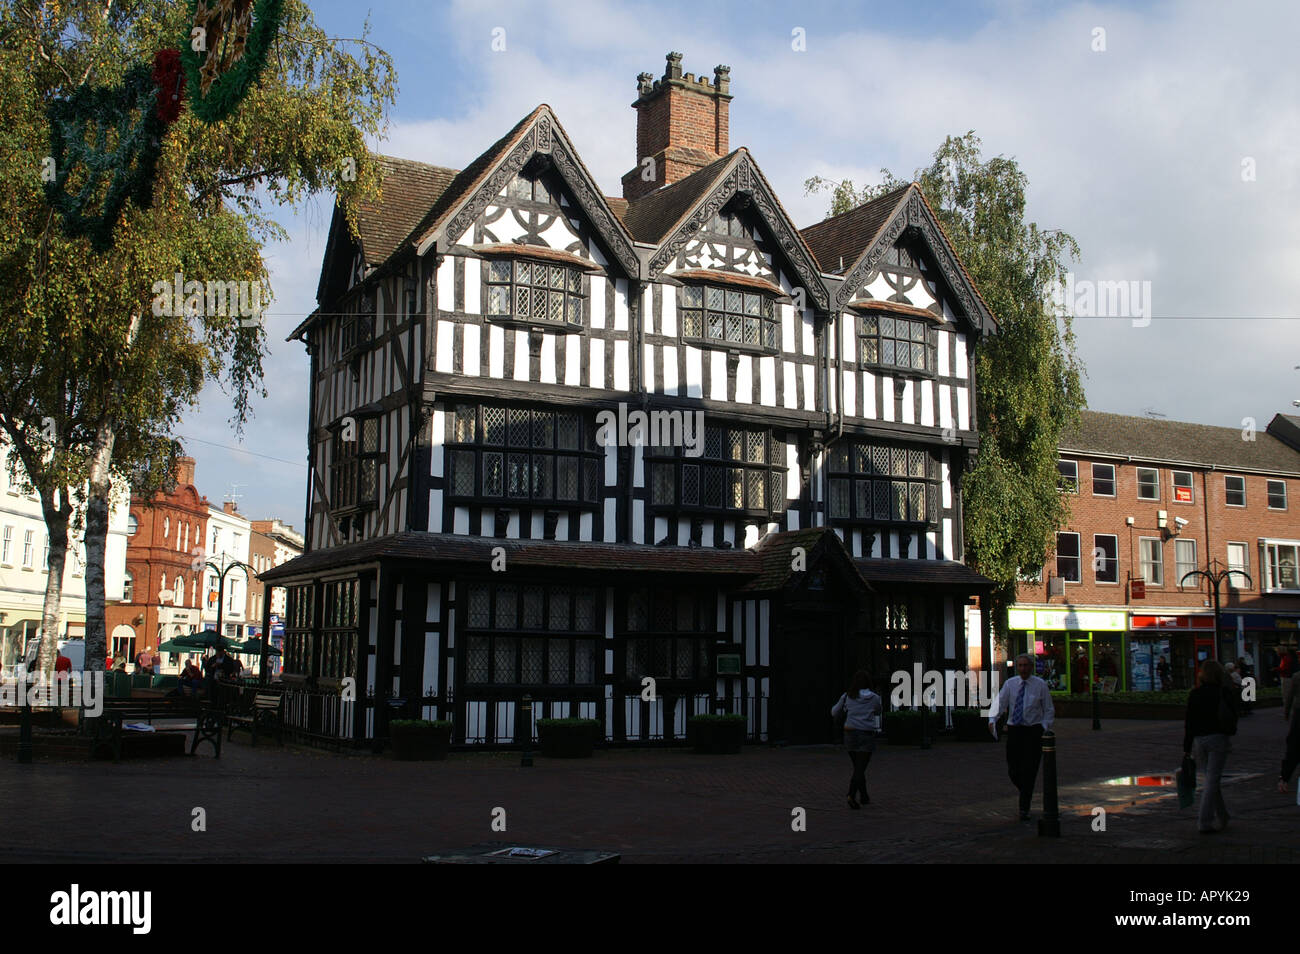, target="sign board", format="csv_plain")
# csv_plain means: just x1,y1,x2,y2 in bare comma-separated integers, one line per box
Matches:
1174,486,1193,503
1131,580,1146,599
270,614,284,637
716,653,741,675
